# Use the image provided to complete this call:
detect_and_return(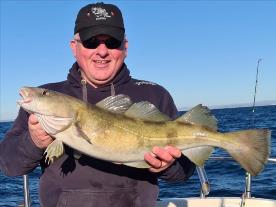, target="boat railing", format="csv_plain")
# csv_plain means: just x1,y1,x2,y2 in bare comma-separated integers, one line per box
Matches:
22,156,276,207
197,156,276,199
23,174,31,207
